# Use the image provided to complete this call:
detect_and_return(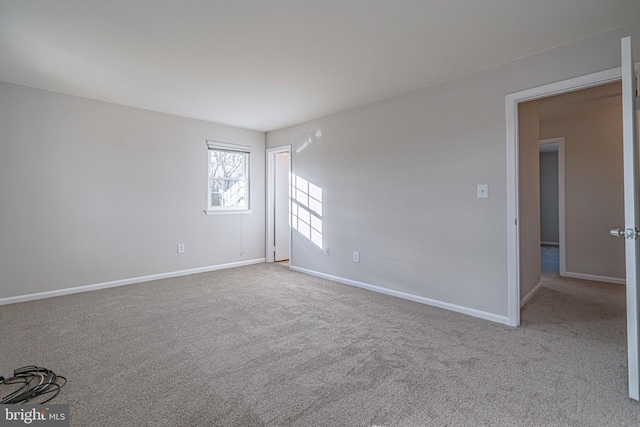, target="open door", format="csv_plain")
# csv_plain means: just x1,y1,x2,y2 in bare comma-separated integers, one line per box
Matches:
274,152,290,262
618,36,640,401
266,145,292,263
